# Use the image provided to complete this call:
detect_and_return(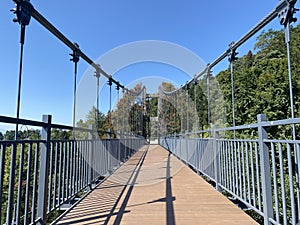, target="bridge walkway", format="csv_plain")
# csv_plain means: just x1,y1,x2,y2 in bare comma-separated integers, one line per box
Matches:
52,145,257,225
